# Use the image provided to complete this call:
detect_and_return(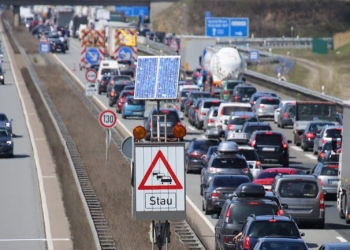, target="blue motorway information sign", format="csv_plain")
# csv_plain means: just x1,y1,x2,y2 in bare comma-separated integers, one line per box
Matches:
115,6,149,17
205,17,249,38
39,42,50,53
